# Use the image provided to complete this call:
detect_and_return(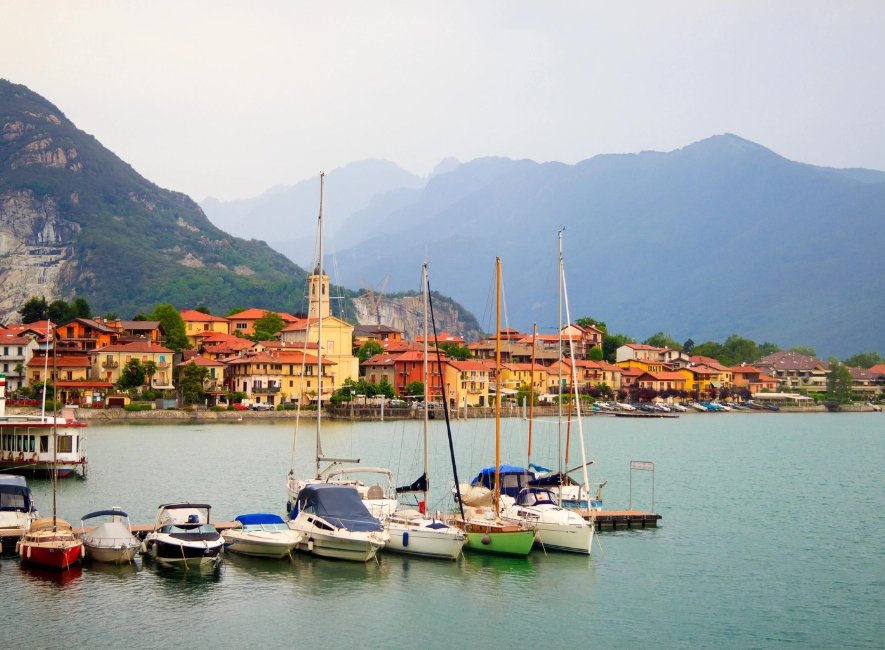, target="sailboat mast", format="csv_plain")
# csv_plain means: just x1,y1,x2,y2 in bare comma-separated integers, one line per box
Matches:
315,171,325,479
50,320,57,530
494,257,502,510
527,323,536,468
560,233,592,495
422,262,430,509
